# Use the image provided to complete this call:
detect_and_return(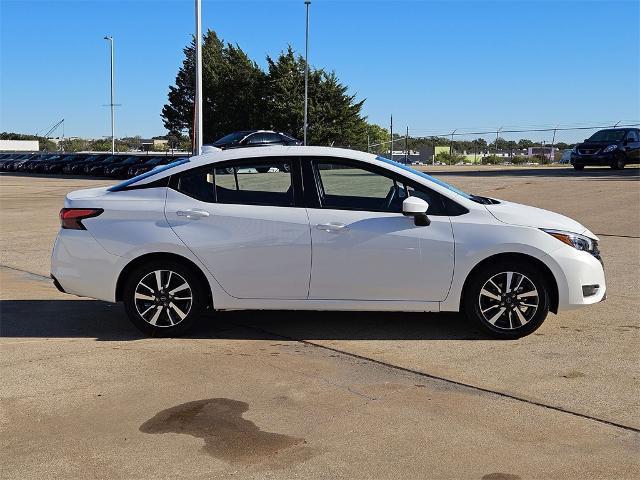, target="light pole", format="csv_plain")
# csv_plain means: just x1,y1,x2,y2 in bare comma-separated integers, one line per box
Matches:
103,36,115,154
303,1,311,146
193,0,203,155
